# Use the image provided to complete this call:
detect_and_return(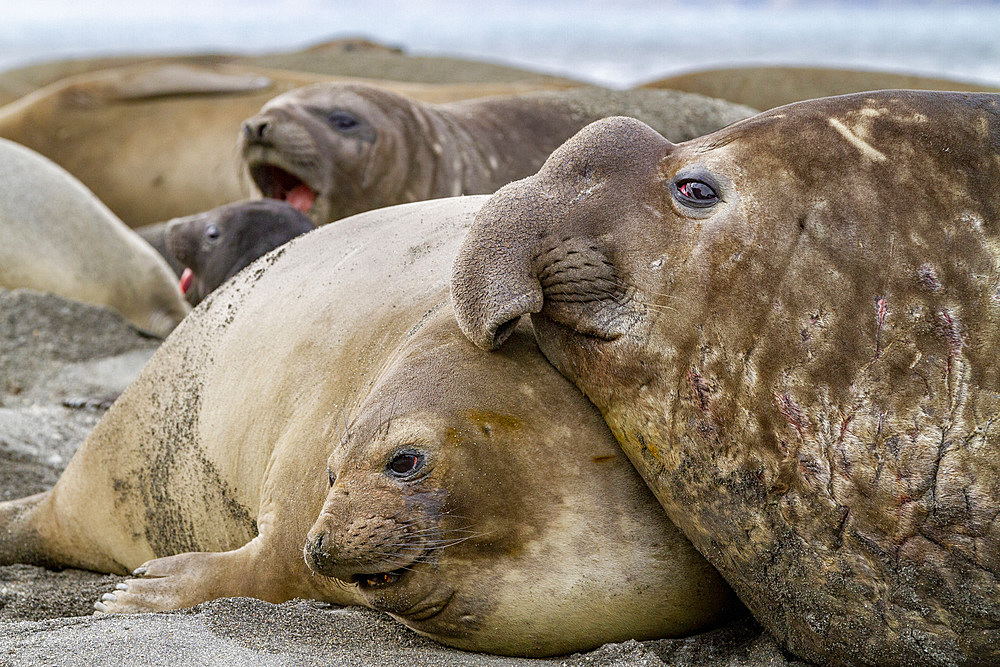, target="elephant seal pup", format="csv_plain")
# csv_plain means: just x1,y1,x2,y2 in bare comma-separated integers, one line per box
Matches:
0,64,576,227
452,92,1000,665
165,199,314,305
239,83,756,225
0,138,188,337
643,65,1000,110
0,197,735,657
